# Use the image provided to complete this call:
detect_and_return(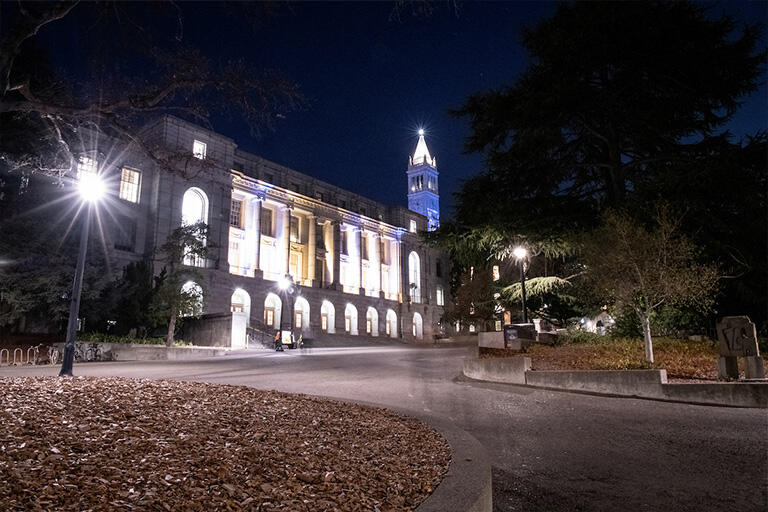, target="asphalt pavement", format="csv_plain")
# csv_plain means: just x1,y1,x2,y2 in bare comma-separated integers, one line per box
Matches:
2,341,766,512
